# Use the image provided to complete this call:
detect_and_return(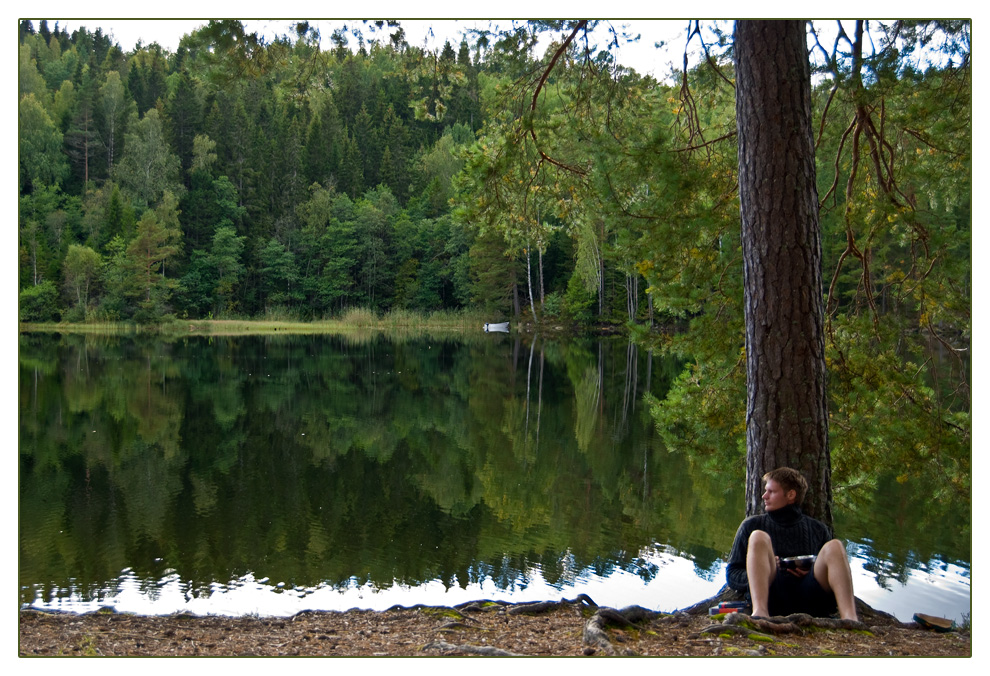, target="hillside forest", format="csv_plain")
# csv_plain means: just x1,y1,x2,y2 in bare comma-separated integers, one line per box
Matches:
17,19,970,498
